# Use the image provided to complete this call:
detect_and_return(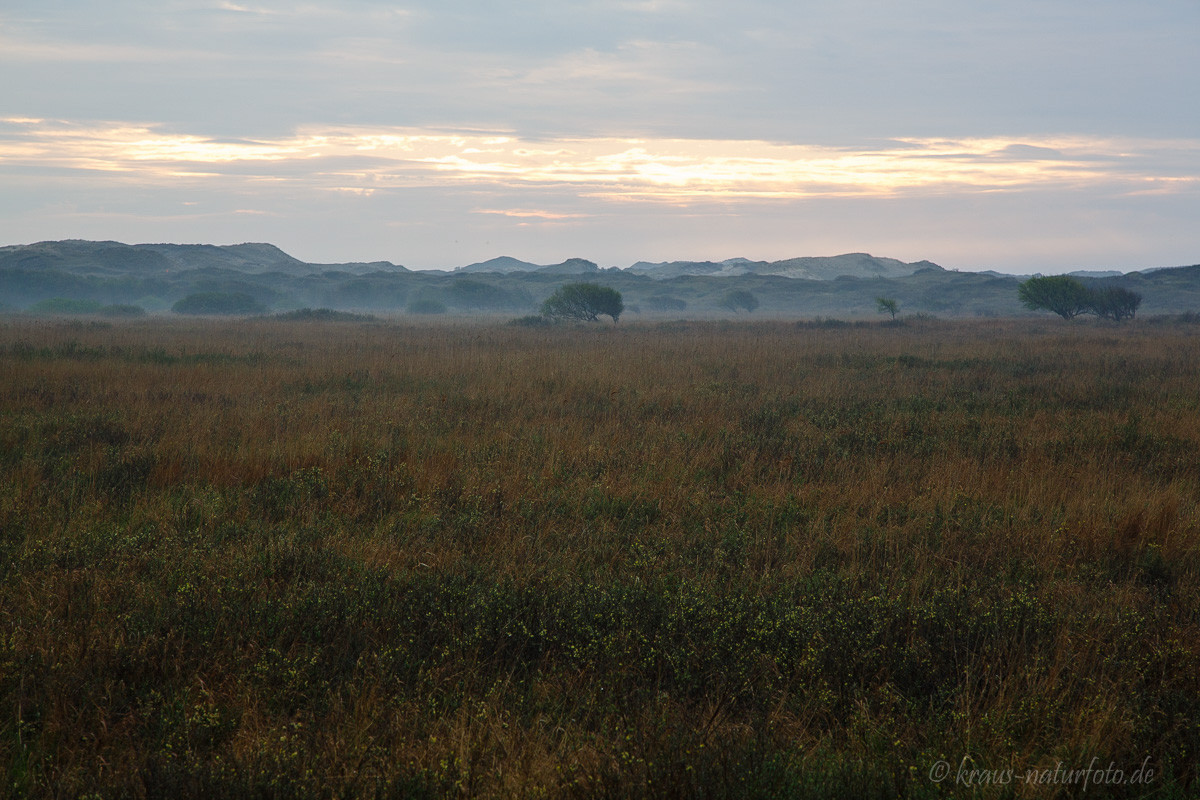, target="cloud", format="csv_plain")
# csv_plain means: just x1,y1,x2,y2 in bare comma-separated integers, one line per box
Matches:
996,144,1066,161
474,208,591,221
5,0,1196,144
3,119,1195,202
0,32,215,63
